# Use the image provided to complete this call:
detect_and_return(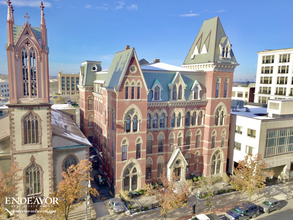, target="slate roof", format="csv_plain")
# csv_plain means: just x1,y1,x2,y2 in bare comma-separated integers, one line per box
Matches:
51,109,91,147
13,25,41,43
183,16,237,65
103,48,134,89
